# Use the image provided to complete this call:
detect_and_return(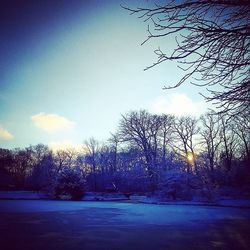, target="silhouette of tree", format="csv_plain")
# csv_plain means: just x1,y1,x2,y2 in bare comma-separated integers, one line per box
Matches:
173,116,200,173
159,114,174,170
232,113,250,163
54,149,76,173
84,137,100,191
200,112,222,174
108,133,120,173
123,1,250,115
219,114,237,171
119,110,163,190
